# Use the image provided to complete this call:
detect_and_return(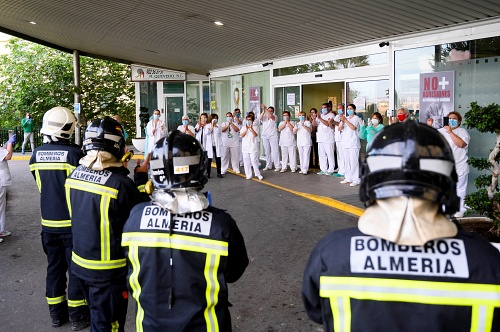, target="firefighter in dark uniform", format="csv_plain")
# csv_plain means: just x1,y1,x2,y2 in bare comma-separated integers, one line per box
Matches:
29,107,90,330
65,116,149,332
122,130,249,331
302,121,500,331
